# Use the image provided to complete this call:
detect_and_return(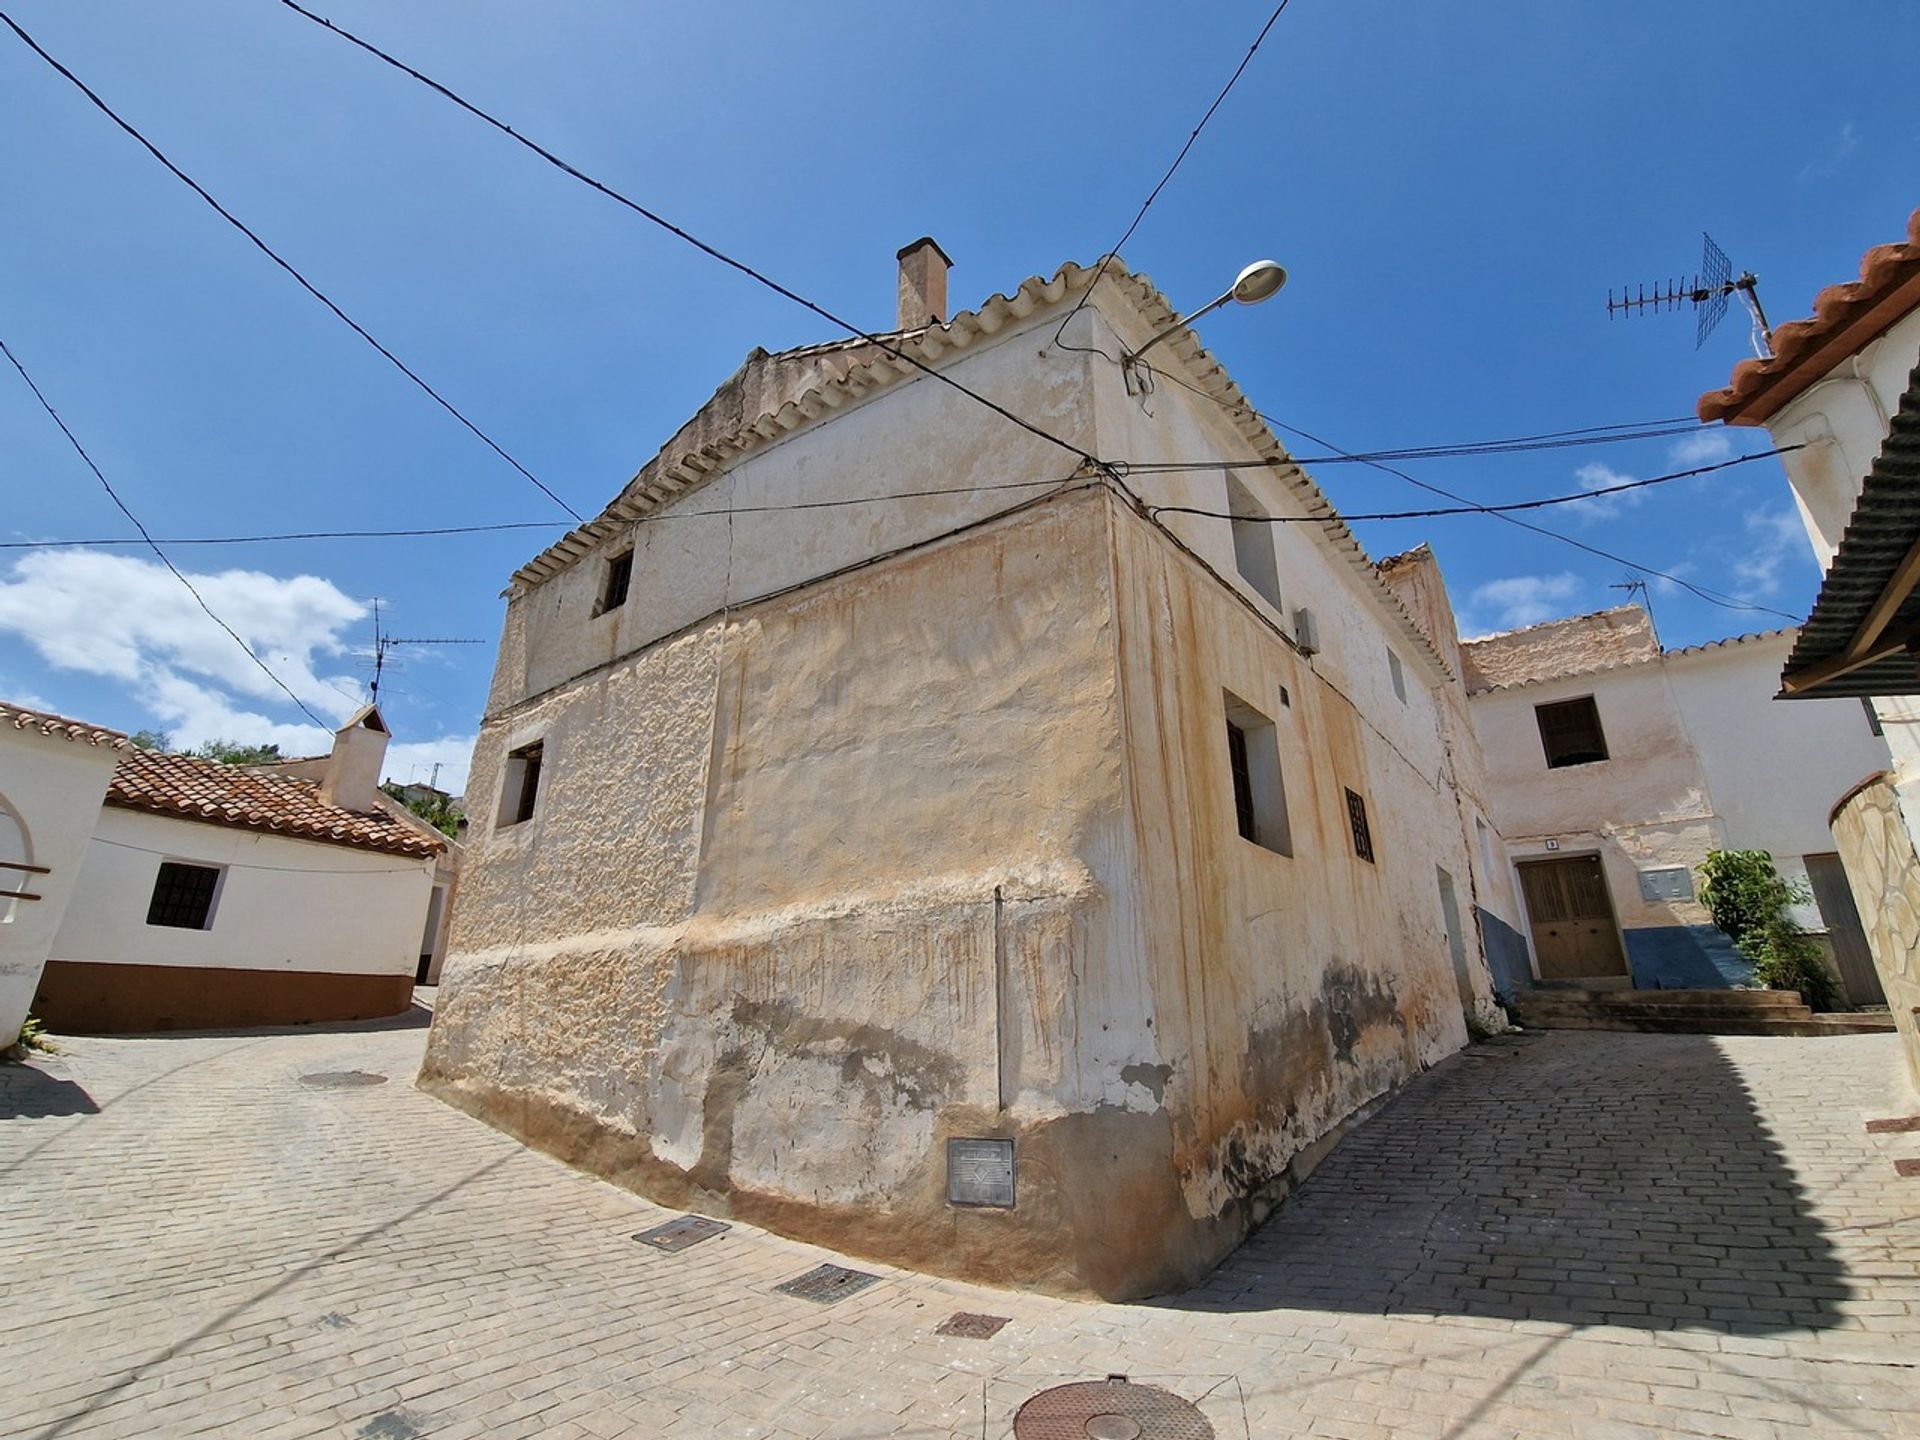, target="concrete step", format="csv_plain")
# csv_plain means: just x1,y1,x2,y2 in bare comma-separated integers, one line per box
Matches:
1508,989,1896,1037
1523,988,1810,1009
